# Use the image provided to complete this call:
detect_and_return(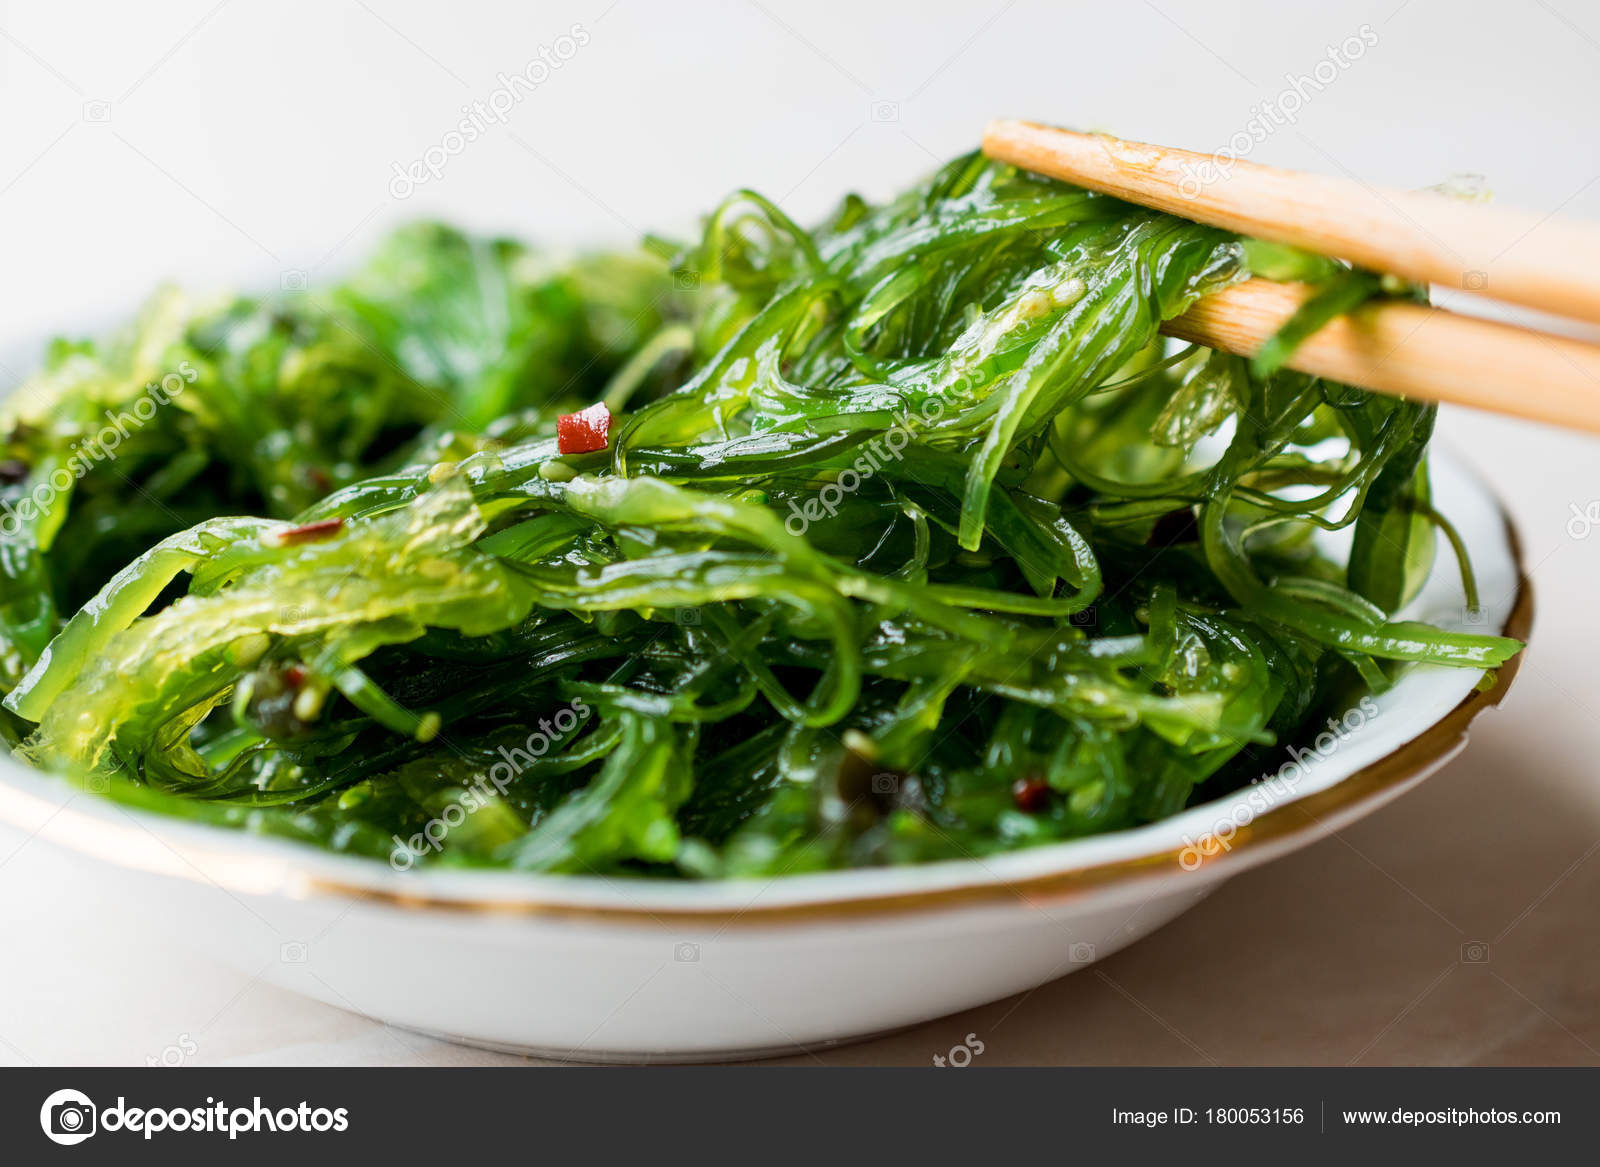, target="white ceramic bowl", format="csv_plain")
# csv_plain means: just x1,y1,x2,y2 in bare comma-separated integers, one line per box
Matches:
0,448,1528,1061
